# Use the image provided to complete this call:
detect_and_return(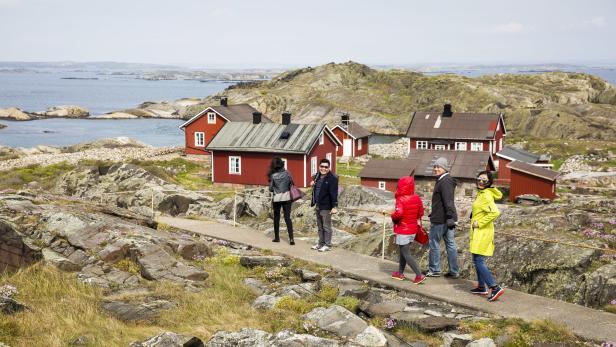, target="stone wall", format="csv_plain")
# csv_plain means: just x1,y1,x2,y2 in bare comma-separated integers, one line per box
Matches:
0,220,41,272
368,137,409,158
